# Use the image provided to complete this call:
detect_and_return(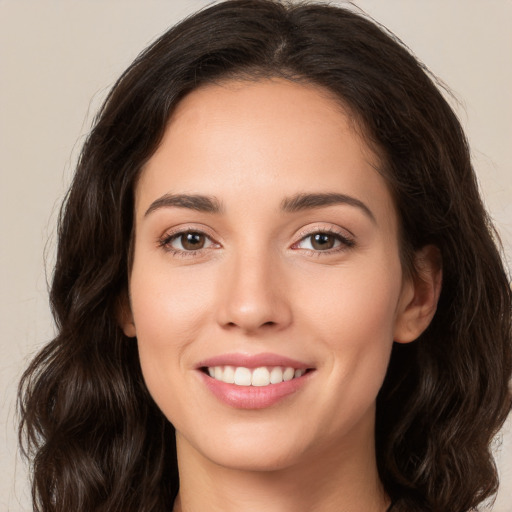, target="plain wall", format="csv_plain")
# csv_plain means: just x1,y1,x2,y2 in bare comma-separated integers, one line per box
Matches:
1,1,511,510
